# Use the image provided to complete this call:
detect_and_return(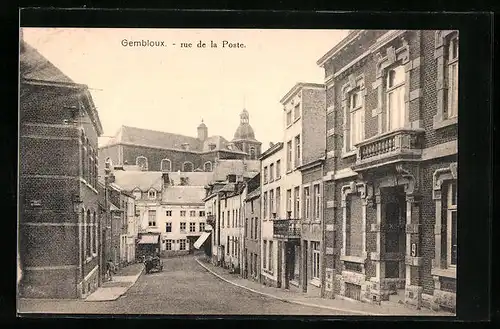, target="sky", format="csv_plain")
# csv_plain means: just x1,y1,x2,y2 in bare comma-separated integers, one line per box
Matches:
23,28,349,152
